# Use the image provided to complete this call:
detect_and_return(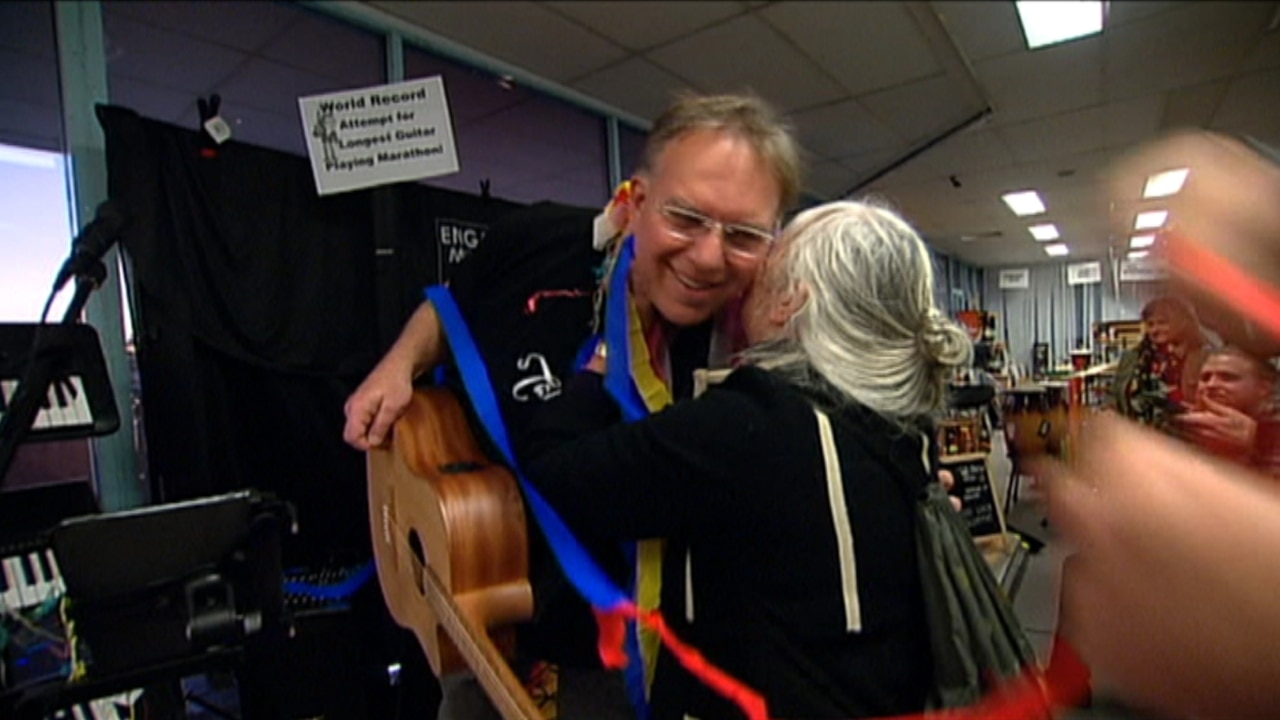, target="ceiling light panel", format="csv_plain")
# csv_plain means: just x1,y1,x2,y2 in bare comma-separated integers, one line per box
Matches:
1015,1,1105,50
1044,243,1070,257
1028,223,1060,241
1134,210,1168,230
1130,234,1155,249
1001,190,1046,217
1143,168,1189,199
